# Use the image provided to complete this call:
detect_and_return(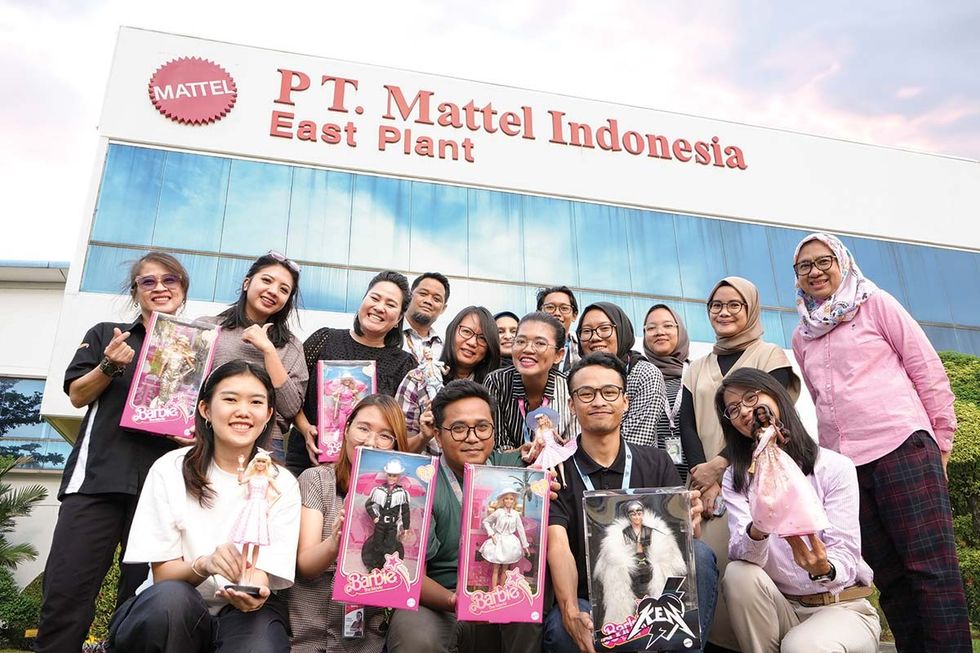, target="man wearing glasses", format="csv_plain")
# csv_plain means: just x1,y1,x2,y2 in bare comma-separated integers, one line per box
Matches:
536,286,580,373
385,379,541,653
544,353,719,653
